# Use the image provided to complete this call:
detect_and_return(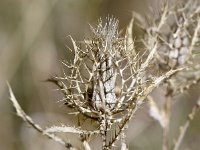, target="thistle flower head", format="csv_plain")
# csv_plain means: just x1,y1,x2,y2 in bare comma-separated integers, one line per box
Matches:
58,17,139,115
139,0,200,71
49,15,179,119
49,16,179,149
